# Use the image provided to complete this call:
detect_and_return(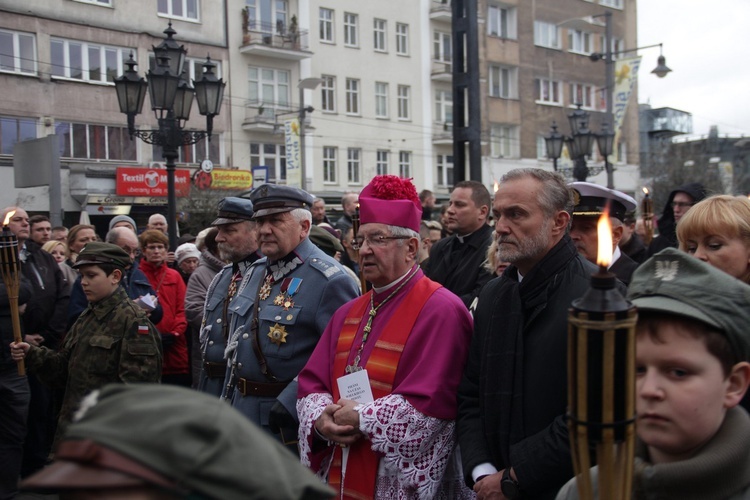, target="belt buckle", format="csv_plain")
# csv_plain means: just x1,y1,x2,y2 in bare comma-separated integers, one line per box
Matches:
238,378,247,396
